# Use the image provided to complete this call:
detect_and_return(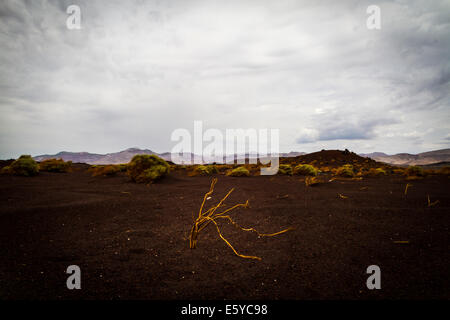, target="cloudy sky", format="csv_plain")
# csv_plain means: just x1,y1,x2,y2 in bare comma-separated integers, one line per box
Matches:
0,0,449,158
